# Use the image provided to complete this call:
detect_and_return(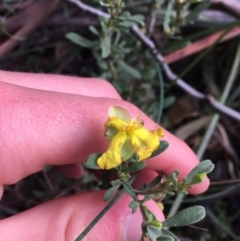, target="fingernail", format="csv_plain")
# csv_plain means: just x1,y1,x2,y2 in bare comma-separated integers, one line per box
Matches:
123,211,143,241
